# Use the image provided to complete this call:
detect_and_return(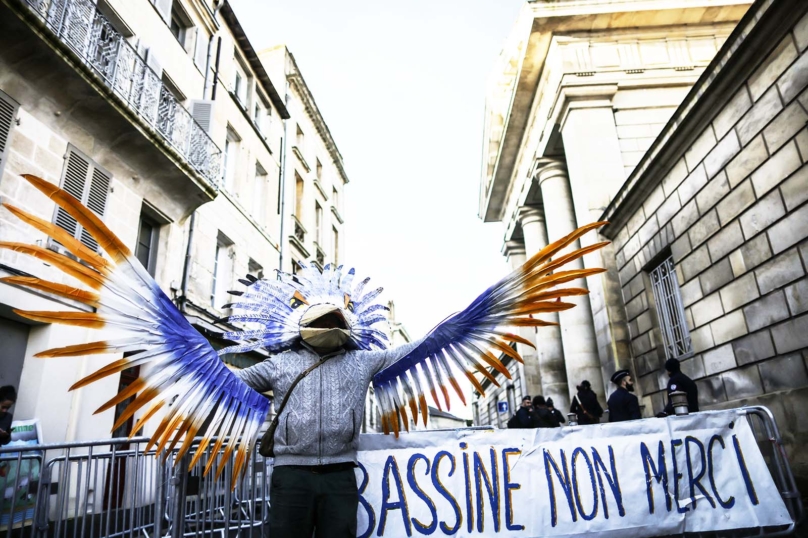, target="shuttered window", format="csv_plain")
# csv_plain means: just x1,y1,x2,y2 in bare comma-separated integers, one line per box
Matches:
0,90,20,178
53,146,111,252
